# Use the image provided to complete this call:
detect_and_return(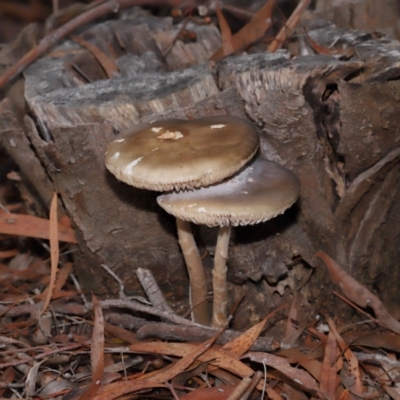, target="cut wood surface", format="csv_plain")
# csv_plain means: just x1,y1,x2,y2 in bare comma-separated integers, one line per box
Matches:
0,5,400,328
